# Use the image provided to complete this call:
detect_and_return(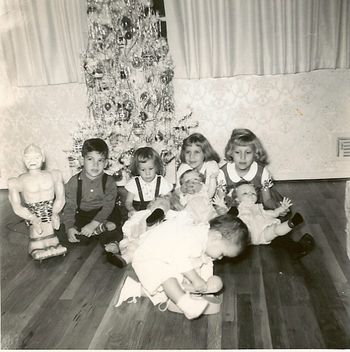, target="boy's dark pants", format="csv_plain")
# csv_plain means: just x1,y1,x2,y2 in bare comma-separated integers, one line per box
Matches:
75,206,123,245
